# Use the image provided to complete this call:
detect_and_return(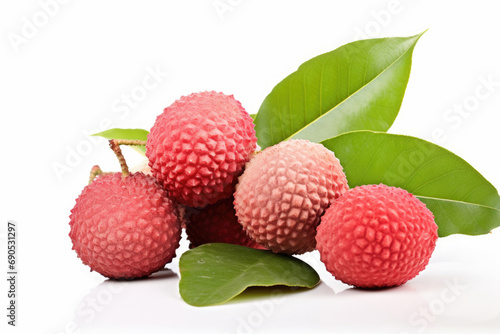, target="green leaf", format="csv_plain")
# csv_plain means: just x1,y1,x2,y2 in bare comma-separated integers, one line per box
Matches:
249,113,257,121
417,197,500,236
92,128,149,156
255,32,424,149
322,131,500,237
179,243,320,307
